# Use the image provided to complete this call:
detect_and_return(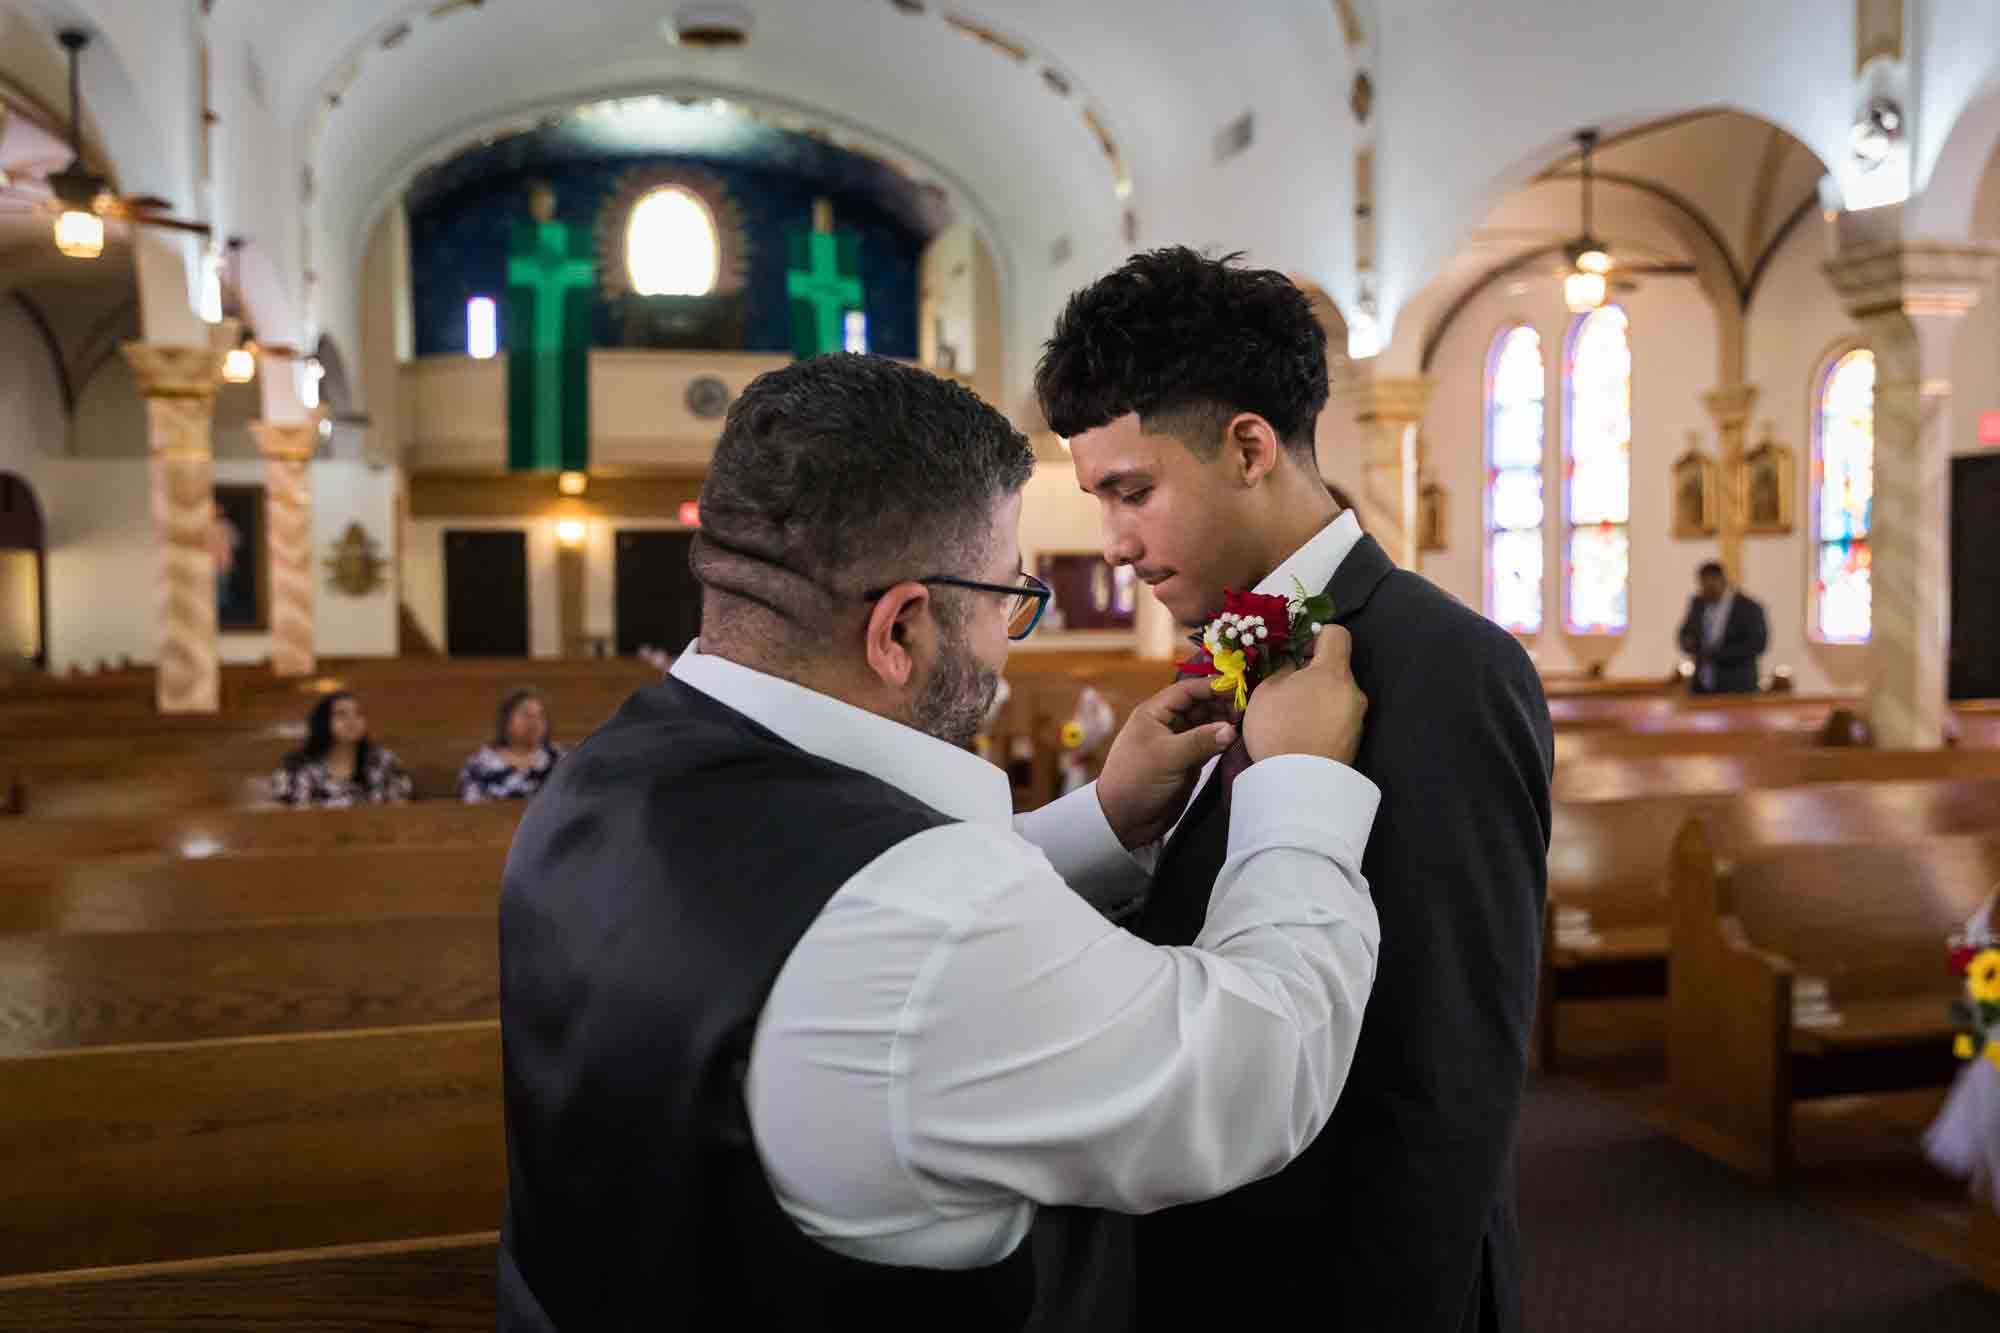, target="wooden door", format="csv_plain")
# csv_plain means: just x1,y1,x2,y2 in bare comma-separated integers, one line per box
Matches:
444,529,530,658
1950,455,2000,700
615,530,702,657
